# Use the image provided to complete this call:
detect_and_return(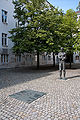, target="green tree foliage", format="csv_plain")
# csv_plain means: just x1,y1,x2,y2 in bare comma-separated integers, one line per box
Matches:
74,19,80,51
58,9,79,68
41,6,64,66
9,0,79,69
9,0,55,68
